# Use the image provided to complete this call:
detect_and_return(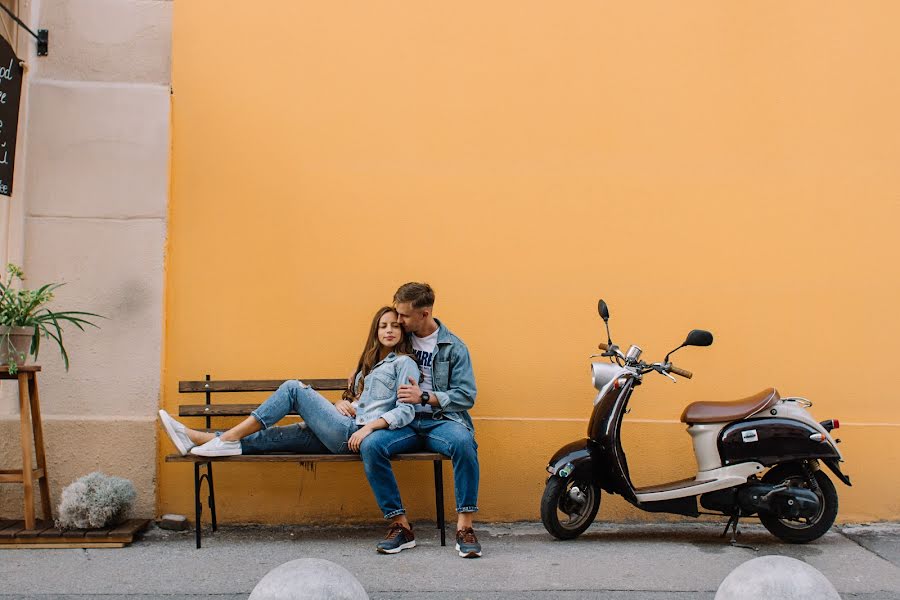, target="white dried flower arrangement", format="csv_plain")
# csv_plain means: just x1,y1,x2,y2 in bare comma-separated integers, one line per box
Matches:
55,471,136,530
